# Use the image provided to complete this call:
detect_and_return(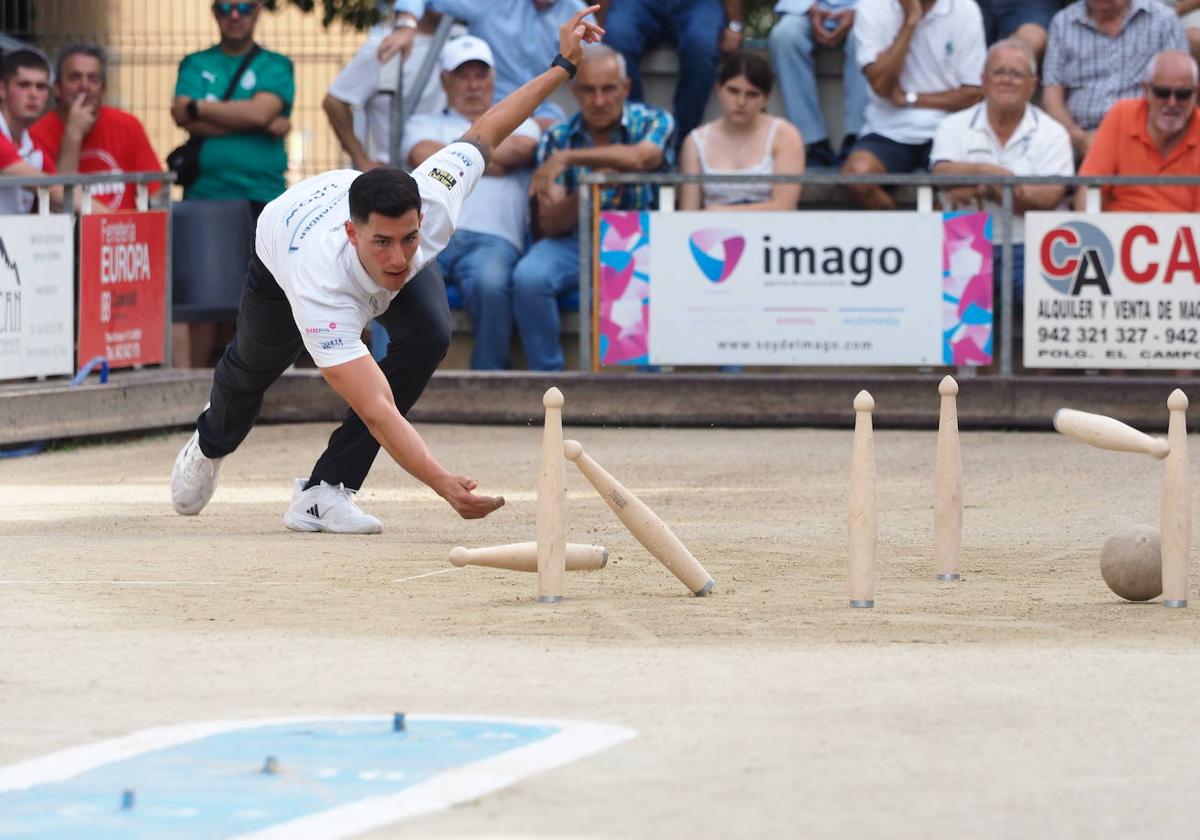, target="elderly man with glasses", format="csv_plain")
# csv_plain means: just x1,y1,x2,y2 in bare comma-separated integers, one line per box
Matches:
930,38,1074,301
1075,49,1200,211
